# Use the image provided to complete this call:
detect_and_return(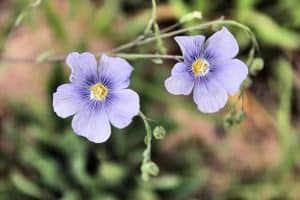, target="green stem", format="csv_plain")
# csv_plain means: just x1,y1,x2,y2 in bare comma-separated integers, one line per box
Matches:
139,111,160,181
144,0,157,34
139,111,152,164
0,53,183,64
0,19,258,64
114,53,182,60
107,19,258,56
